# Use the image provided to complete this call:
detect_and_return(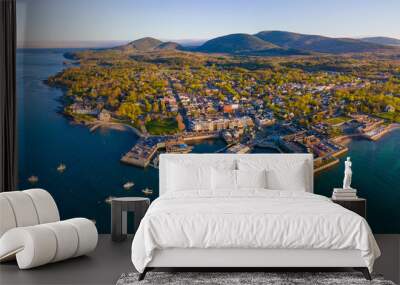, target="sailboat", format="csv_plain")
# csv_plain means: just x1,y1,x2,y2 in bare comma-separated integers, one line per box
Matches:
142,188,153,195
105,196,115,204
123,181,135,190
57,163,66,173
28,175,39,184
